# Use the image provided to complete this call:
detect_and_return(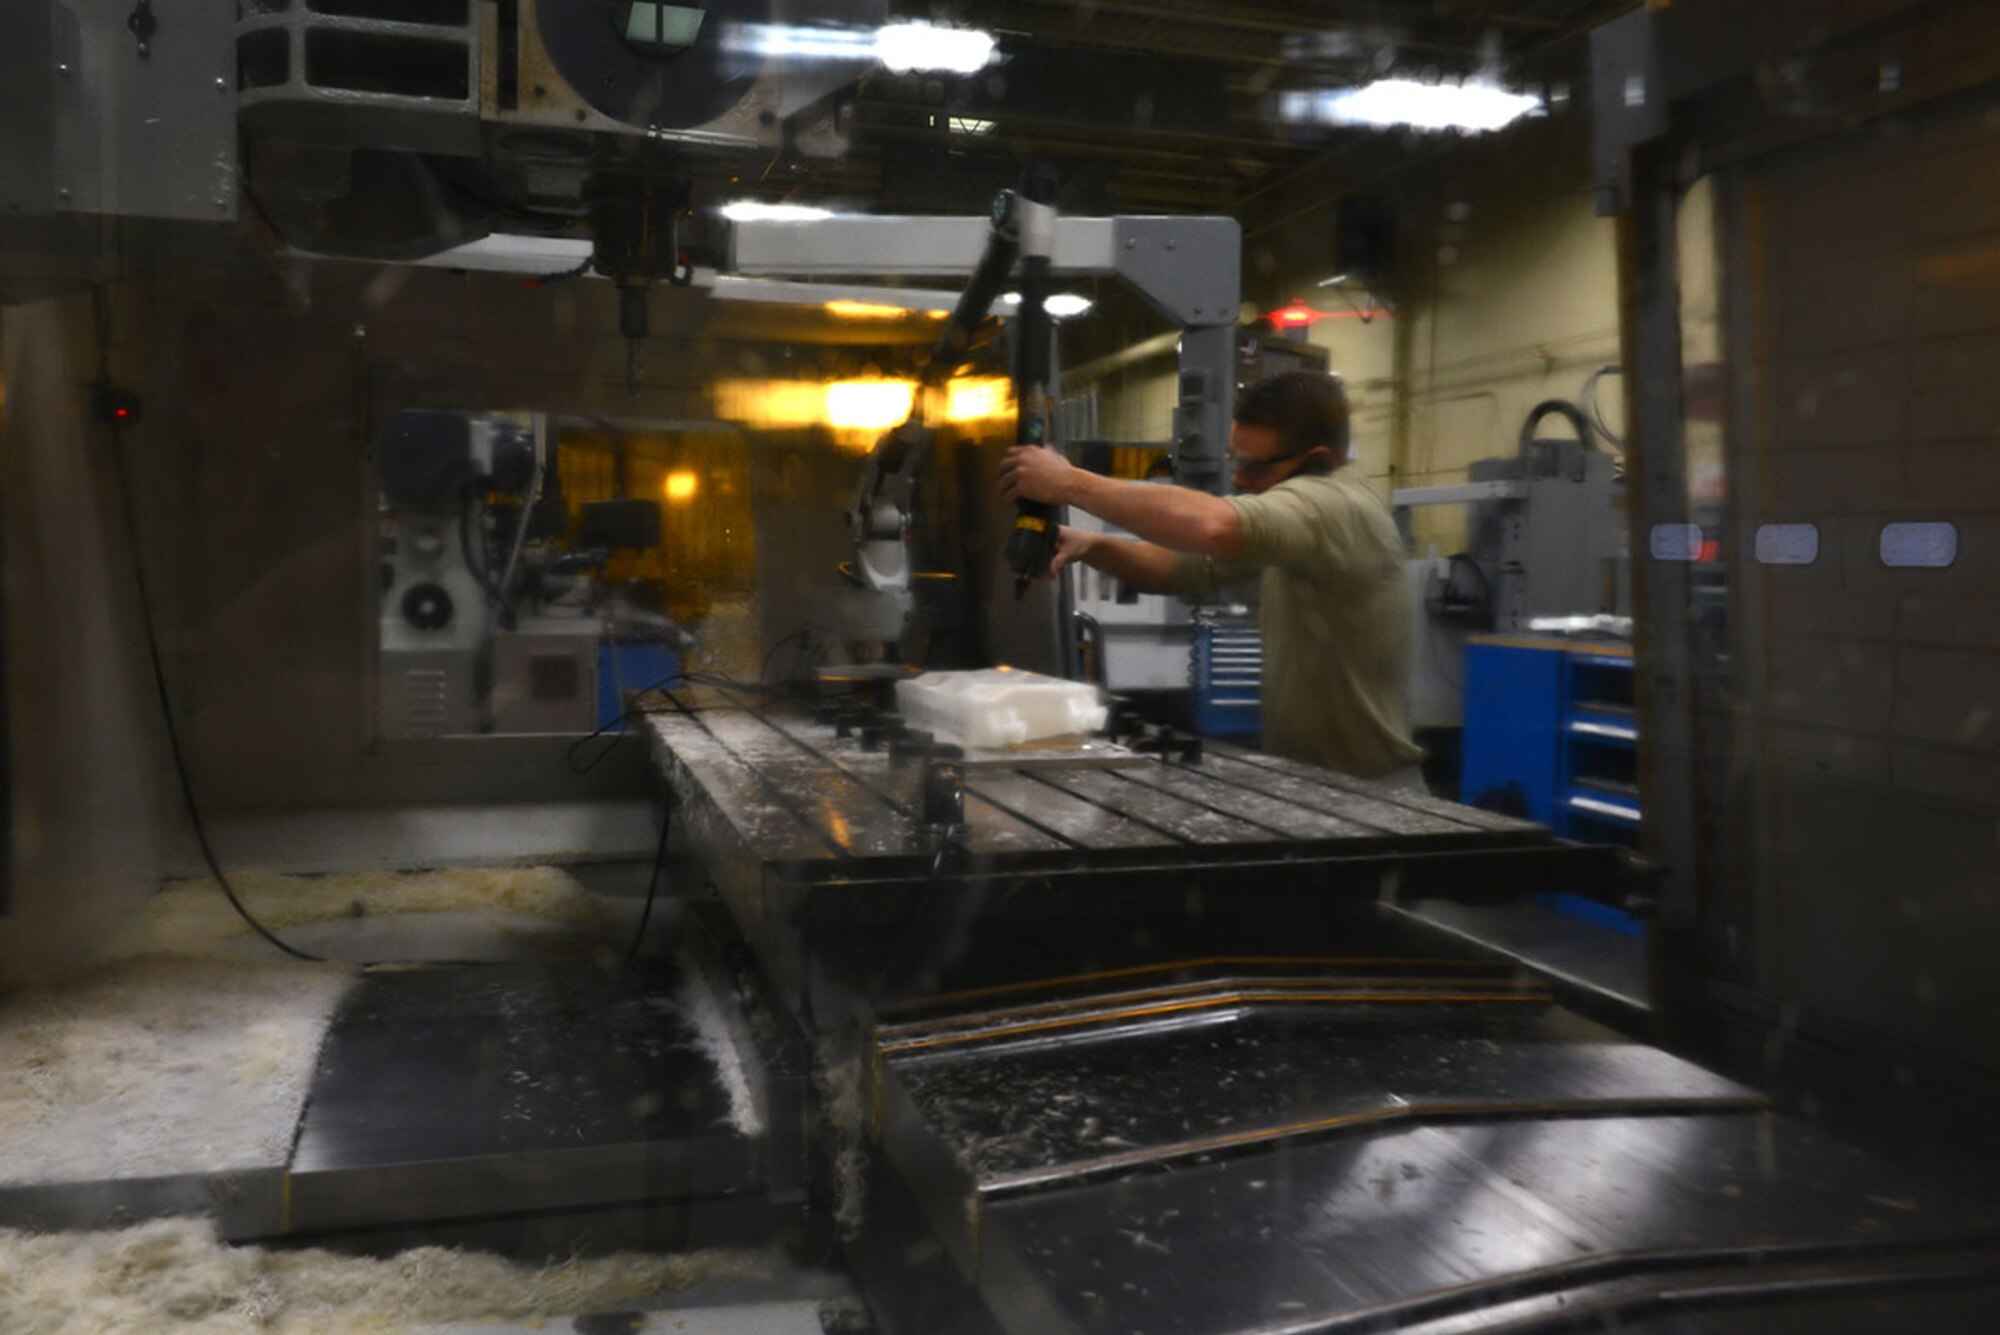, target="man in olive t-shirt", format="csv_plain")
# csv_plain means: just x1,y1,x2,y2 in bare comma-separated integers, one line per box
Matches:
999,371,1424,783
